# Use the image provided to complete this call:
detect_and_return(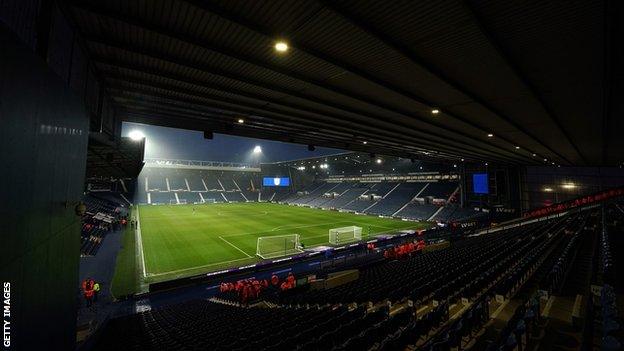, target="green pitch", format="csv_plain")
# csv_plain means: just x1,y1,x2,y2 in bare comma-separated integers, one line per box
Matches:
118,202,431,293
